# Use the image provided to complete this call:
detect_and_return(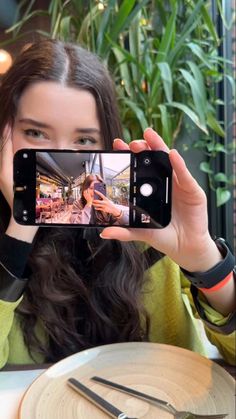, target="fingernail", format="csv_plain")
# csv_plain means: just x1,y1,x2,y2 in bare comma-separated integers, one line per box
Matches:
100,233,108,239
144,127,153,133
132,139,146,144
